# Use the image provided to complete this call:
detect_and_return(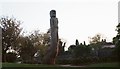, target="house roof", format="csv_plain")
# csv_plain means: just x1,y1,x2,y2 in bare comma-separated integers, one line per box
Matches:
104,42,114,45
102,42,115,48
